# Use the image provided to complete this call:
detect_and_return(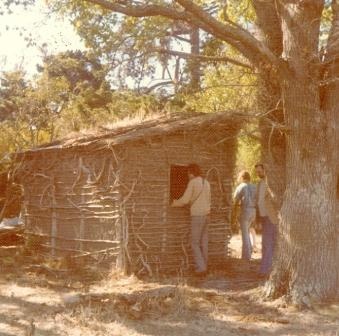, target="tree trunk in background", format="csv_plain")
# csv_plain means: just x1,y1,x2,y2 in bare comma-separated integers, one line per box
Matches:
189,26,200,92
